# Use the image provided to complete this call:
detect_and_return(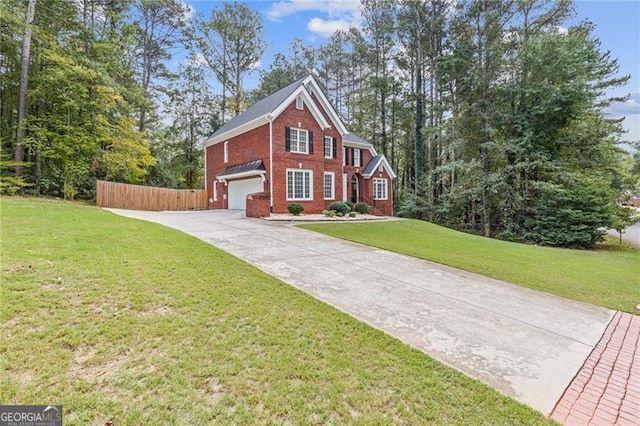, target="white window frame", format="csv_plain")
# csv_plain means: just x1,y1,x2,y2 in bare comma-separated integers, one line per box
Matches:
289,128,309,154
323,172,335,200
224,141,229,163
296,96,304,110
286,169,313,201
342,147,346,165
373,178,388,200
213,180,218,201
353,148,361,167
324,136,333,159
